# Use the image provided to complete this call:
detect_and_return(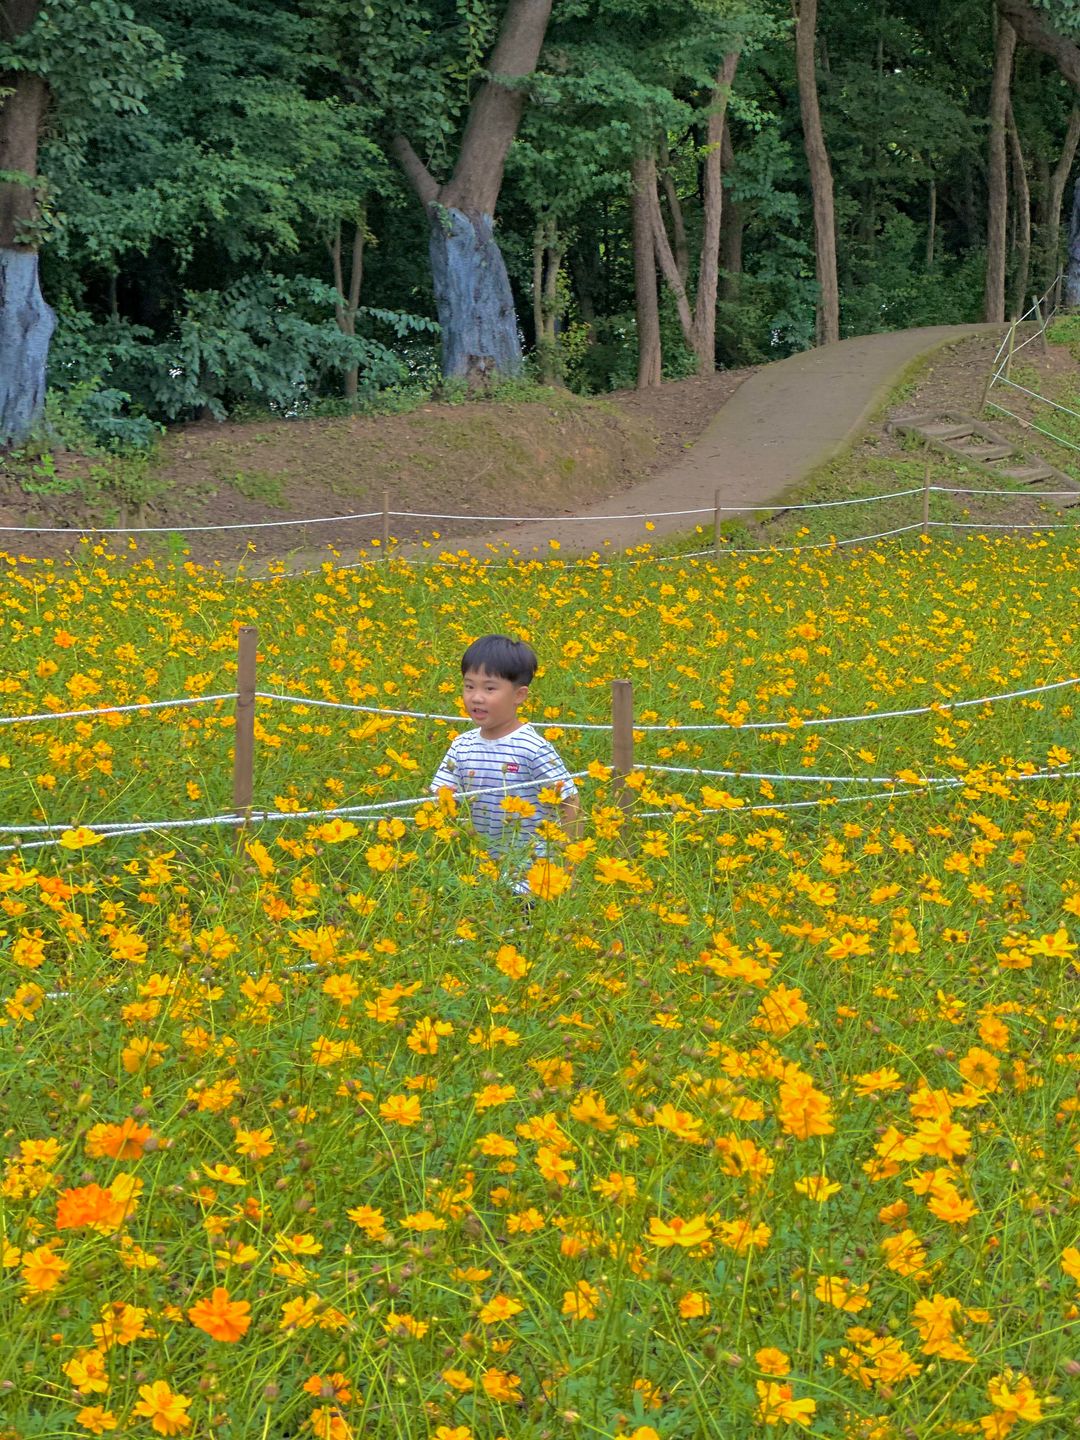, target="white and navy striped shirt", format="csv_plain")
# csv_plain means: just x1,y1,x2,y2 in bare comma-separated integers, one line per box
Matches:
431,723,578,857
